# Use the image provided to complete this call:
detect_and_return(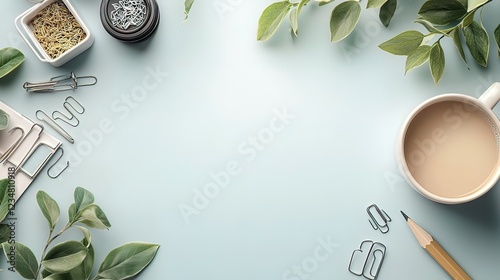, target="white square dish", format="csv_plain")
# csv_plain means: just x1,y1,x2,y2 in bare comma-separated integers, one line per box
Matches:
14,0,94,67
